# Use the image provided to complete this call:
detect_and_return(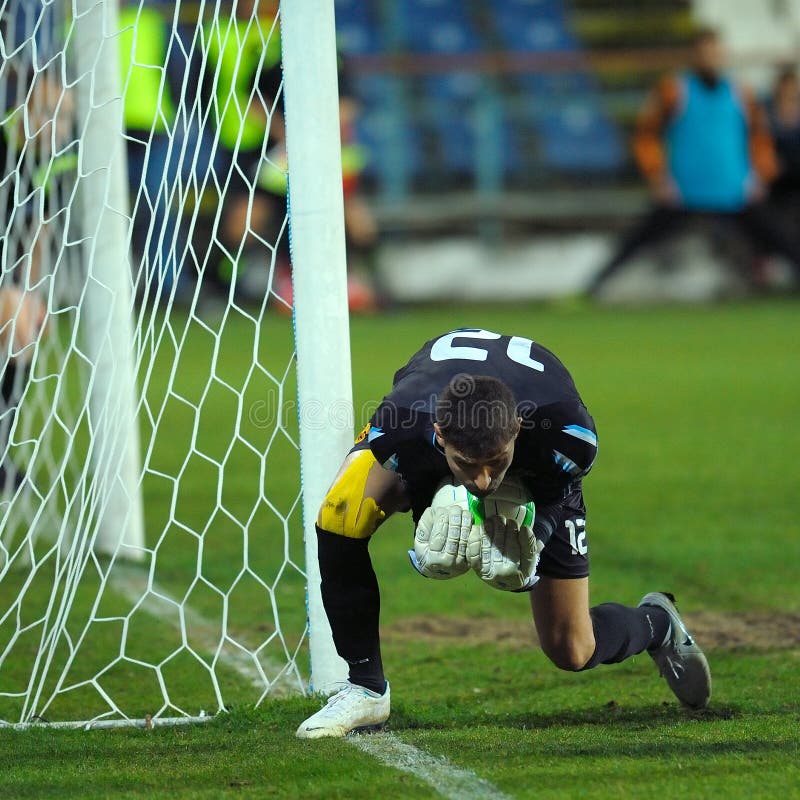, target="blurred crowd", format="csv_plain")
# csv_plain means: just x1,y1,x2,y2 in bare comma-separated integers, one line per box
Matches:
114,8,800,306
116,1,380,312
3,5,800,323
